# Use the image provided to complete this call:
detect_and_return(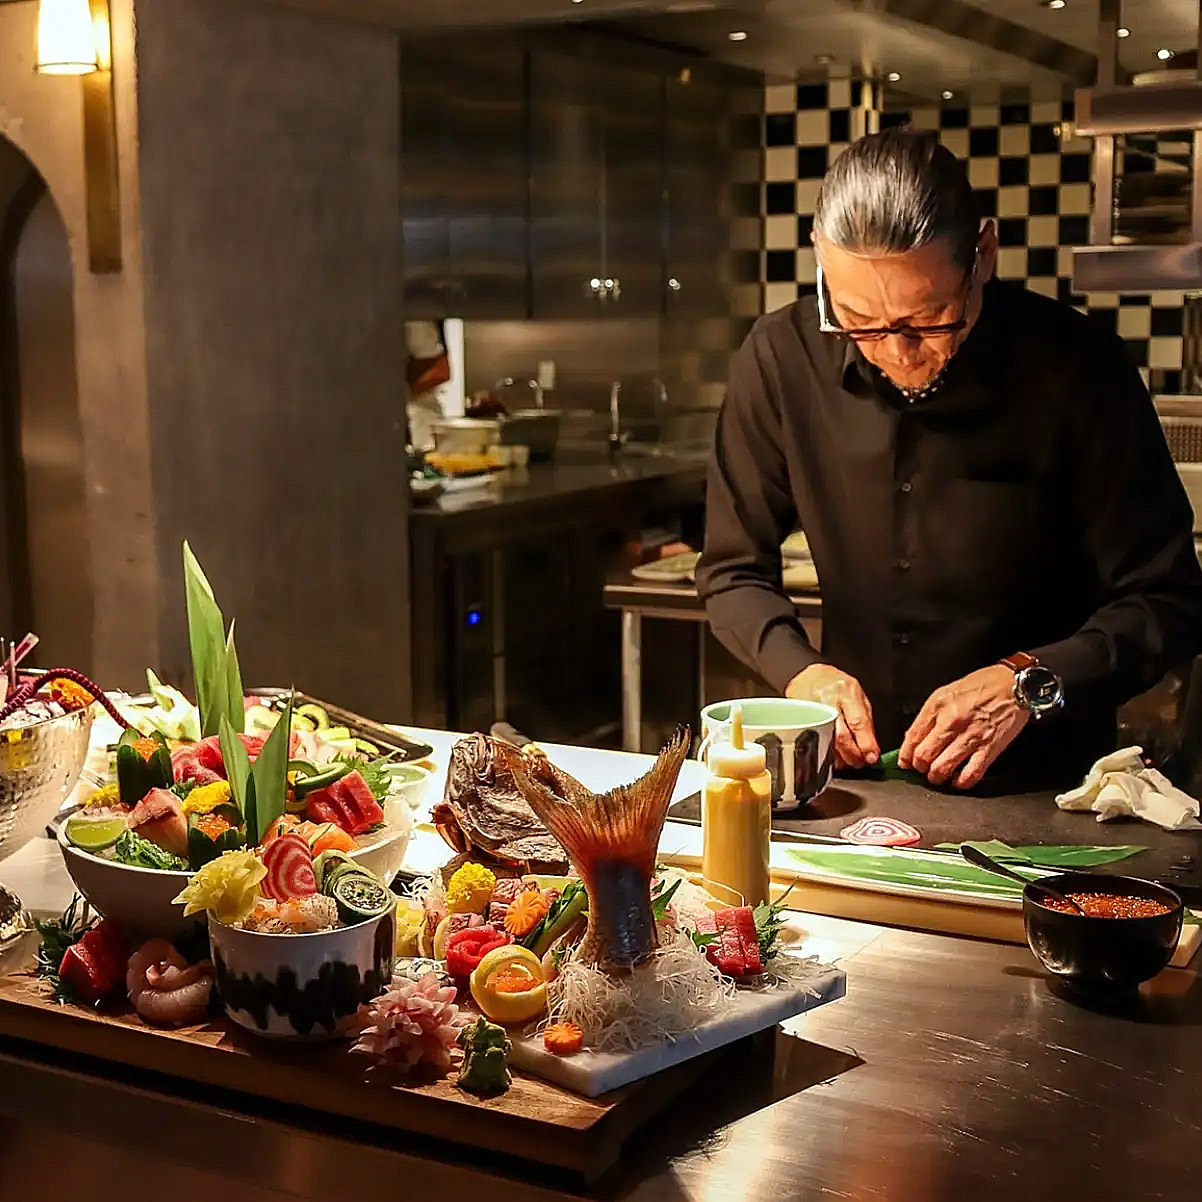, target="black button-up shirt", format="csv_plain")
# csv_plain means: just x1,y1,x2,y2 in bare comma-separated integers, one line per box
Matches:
697,280,1202,783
